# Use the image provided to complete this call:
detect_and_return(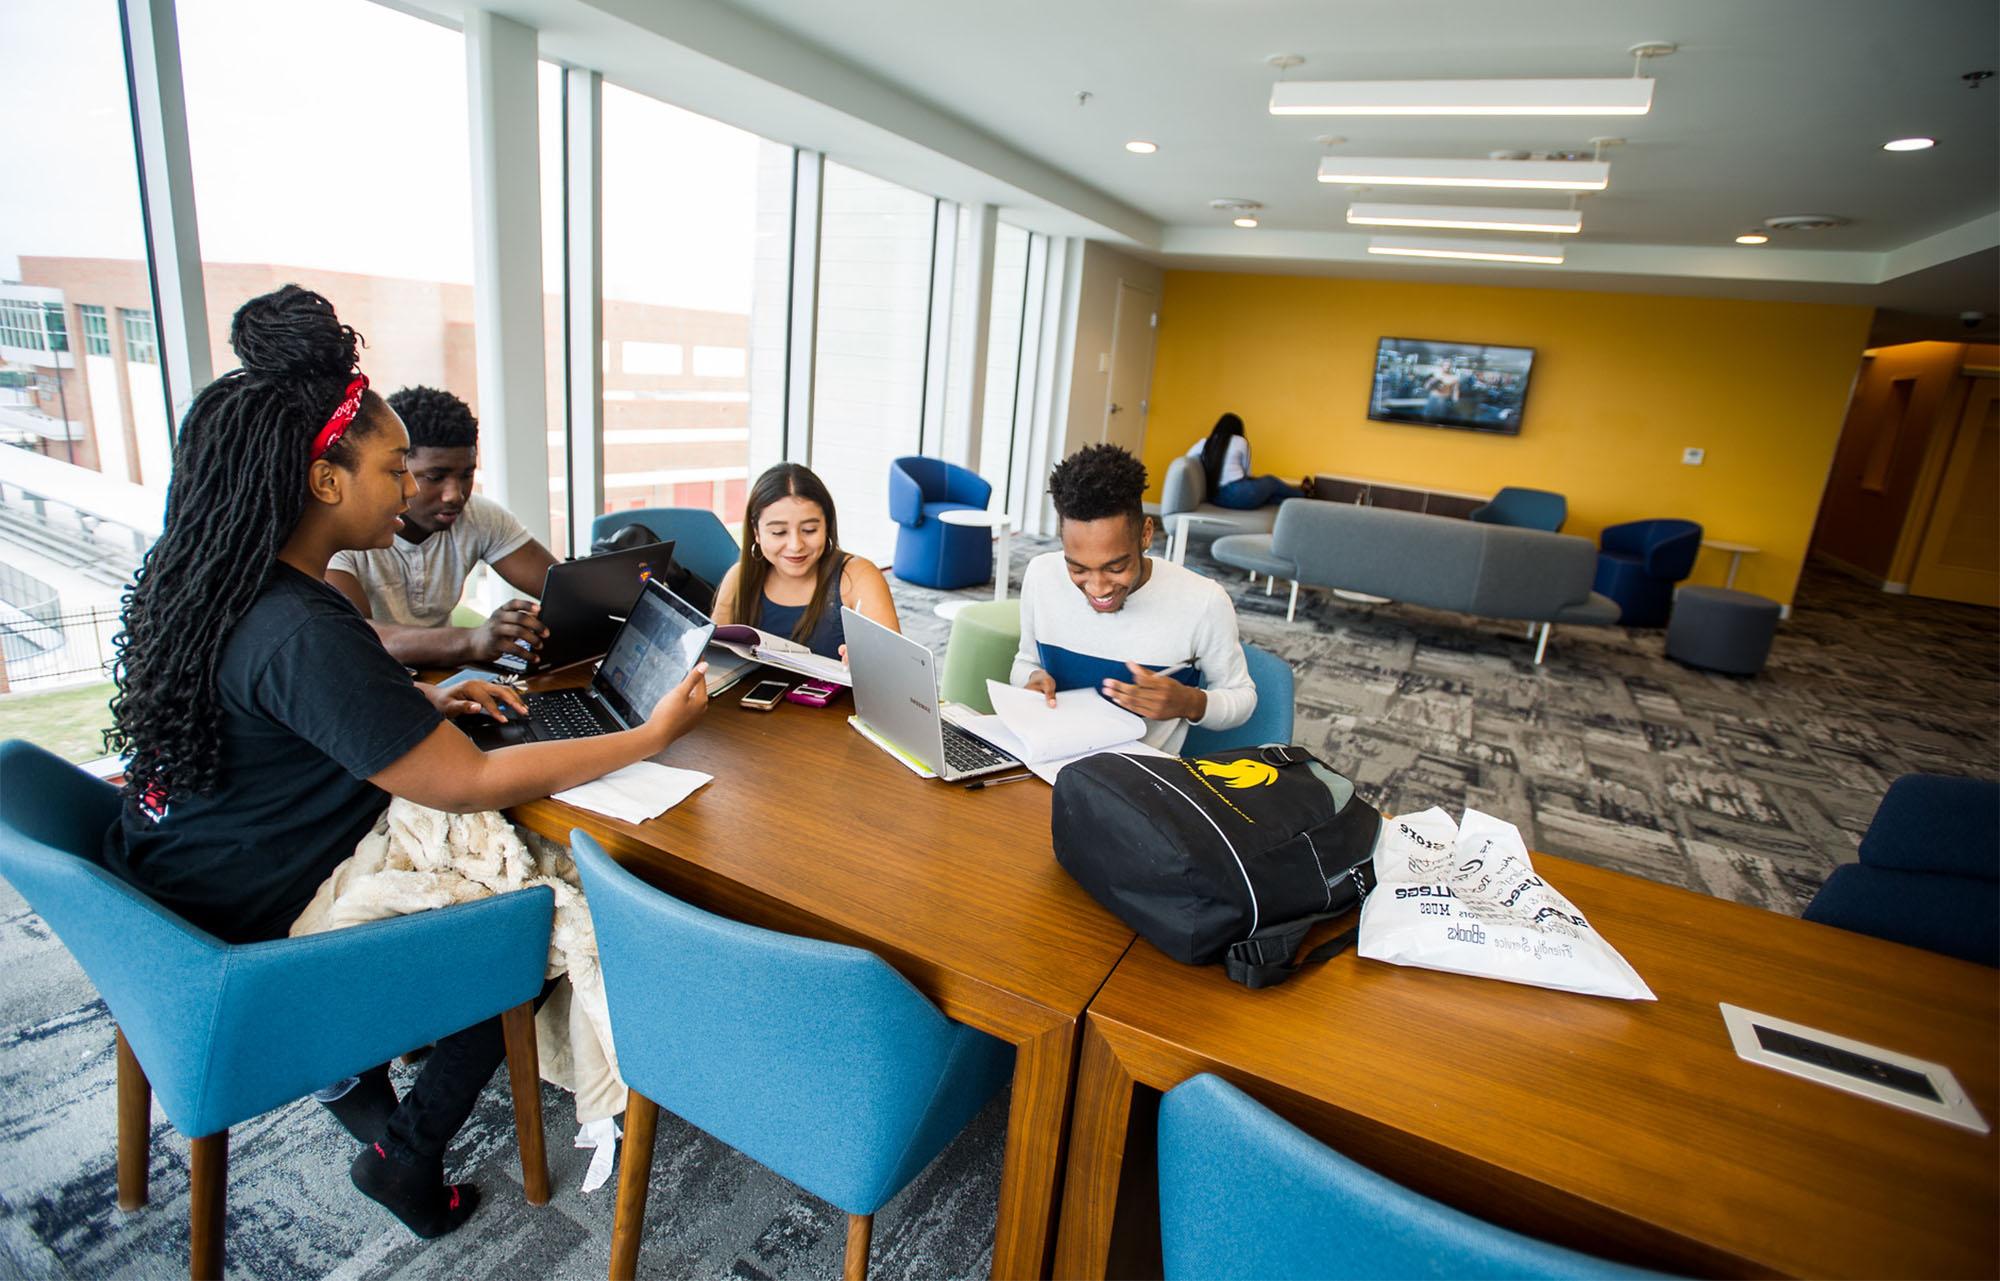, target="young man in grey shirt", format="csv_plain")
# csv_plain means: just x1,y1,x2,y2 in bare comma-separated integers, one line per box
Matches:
327,386,559,666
